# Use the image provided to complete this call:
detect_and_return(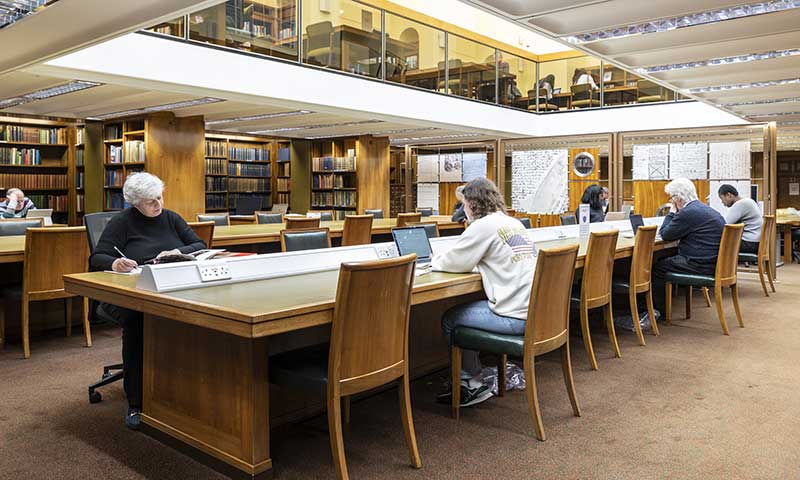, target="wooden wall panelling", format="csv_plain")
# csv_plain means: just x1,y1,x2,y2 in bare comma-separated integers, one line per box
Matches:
438,182,460,217
83,122,104,215
567,147,600,212
777,153,800,209
356,135,390,215
145,113,205,220
633,179,708,217
290,140,311,214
